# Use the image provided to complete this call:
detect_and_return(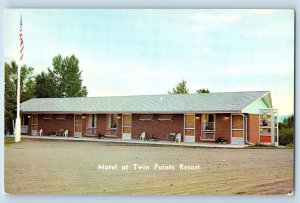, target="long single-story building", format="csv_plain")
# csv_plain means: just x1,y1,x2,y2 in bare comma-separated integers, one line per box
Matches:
20,91,279,145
